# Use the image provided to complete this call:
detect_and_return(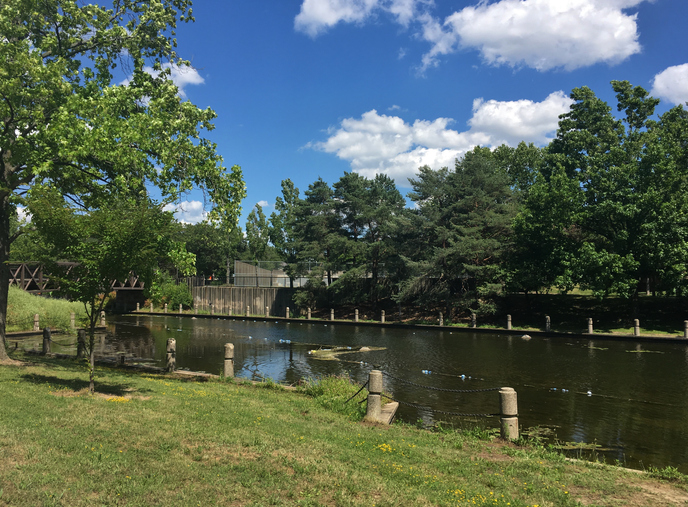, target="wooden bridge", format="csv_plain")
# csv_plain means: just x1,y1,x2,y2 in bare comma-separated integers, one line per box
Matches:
8,263,145,294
